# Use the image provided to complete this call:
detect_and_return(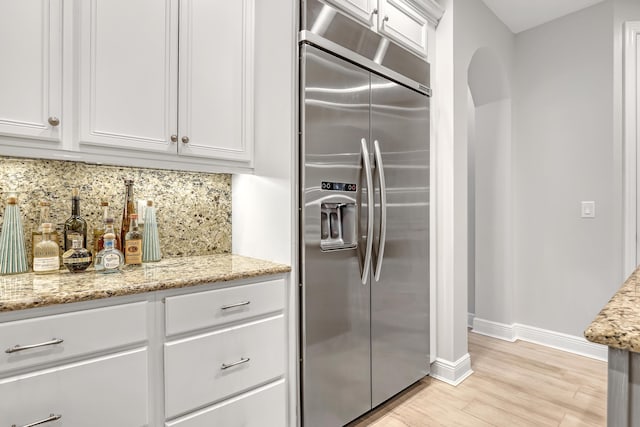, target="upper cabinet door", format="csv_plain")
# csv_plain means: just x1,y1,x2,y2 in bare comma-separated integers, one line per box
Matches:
323,0,378,27
78,0,178,153
177,0,254,162
378,0,428,57
0,0,62,142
